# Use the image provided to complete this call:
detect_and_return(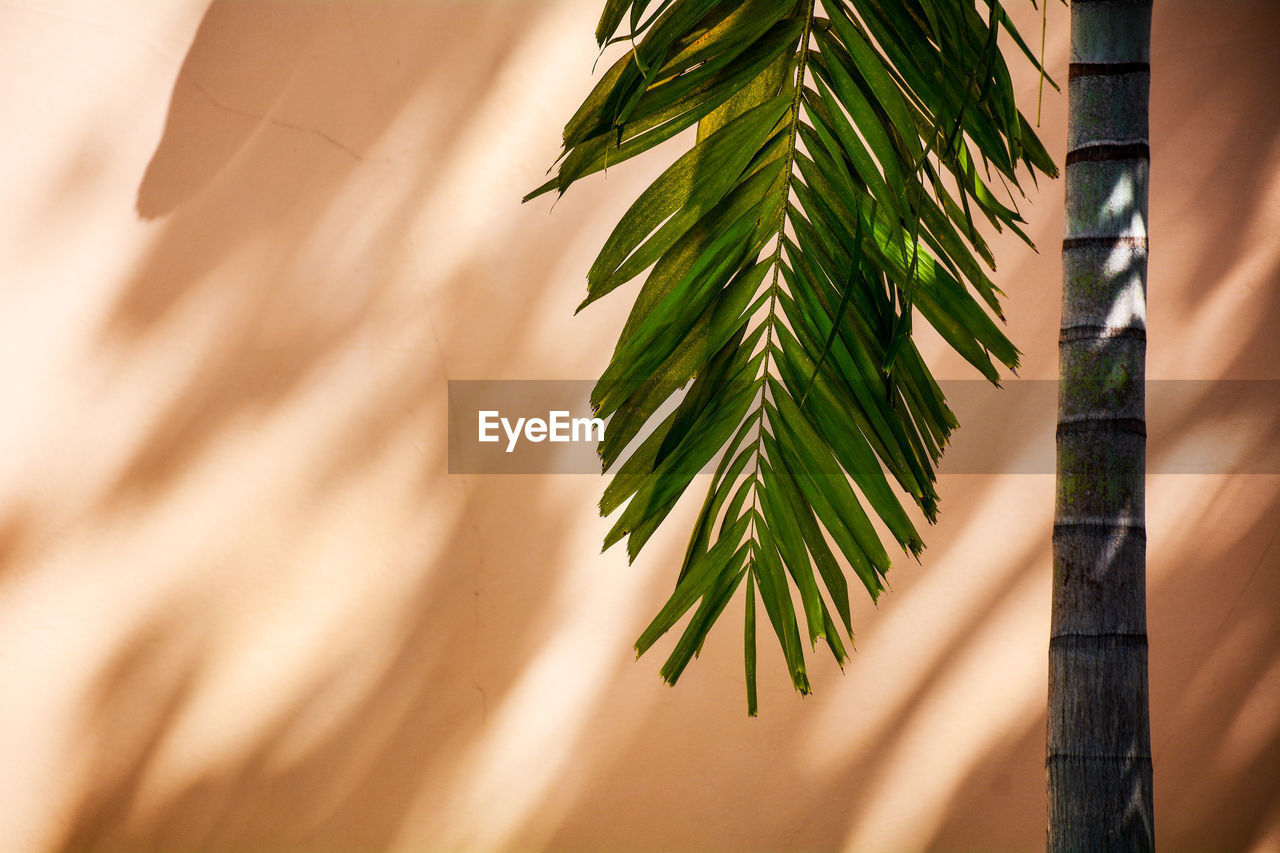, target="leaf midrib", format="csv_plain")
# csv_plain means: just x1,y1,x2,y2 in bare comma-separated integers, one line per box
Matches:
745,0,818,546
